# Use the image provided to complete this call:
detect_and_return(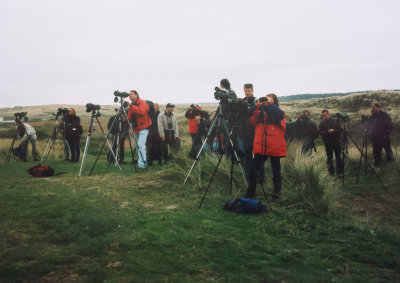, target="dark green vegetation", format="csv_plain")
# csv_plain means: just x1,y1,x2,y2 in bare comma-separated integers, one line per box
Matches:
1,144,400,282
